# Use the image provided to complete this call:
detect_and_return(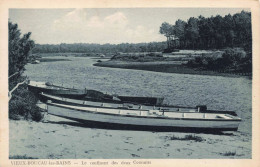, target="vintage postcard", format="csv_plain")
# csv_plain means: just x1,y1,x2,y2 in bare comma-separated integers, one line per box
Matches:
0,0,260,166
